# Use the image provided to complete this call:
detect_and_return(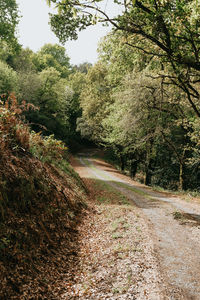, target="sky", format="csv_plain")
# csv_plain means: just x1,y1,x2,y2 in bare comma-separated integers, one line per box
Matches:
16,0,120,65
